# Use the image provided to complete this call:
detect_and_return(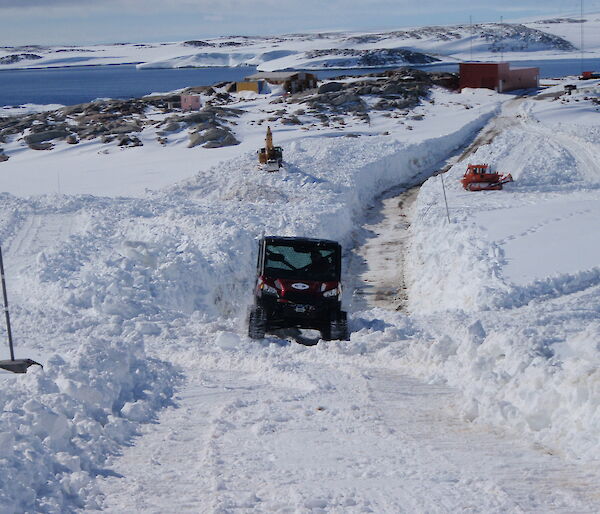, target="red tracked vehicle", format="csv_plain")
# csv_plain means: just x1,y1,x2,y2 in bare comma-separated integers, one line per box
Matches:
248,236,349,341
461,164,513,191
